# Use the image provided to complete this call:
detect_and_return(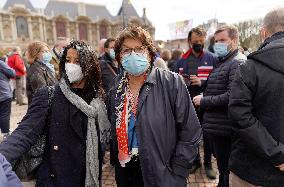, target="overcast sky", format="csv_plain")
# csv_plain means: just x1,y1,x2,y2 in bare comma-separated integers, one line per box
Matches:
0,0,283,40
